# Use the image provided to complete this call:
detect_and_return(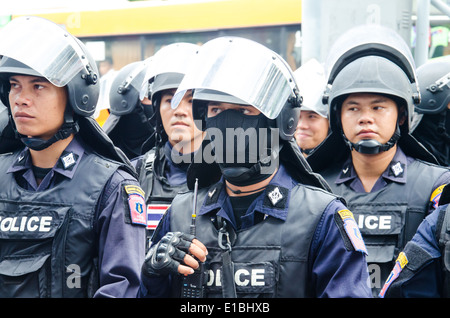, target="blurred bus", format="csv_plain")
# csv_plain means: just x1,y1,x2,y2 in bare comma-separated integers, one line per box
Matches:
12,0,302,71
11,0,301,124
